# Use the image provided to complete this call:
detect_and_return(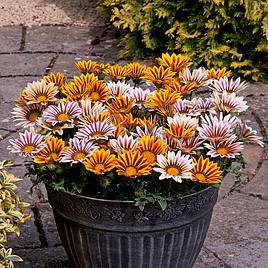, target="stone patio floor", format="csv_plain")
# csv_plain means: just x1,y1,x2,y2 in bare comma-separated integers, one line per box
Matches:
0,2,268,268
